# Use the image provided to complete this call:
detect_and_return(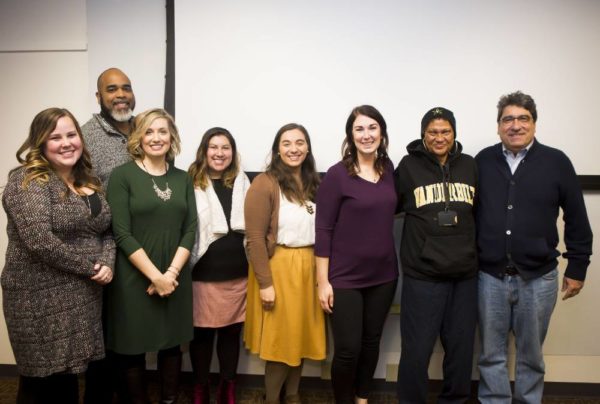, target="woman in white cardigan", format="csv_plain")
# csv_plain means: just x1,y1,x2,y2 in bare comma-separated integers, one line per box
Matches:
187,127,250,404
